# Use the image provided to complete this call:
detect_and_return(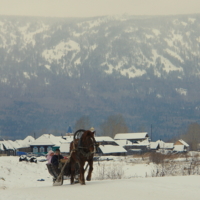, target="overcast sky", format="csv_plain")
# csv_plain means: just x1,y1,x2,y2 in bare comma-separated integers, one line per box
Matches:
0,0,200,18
